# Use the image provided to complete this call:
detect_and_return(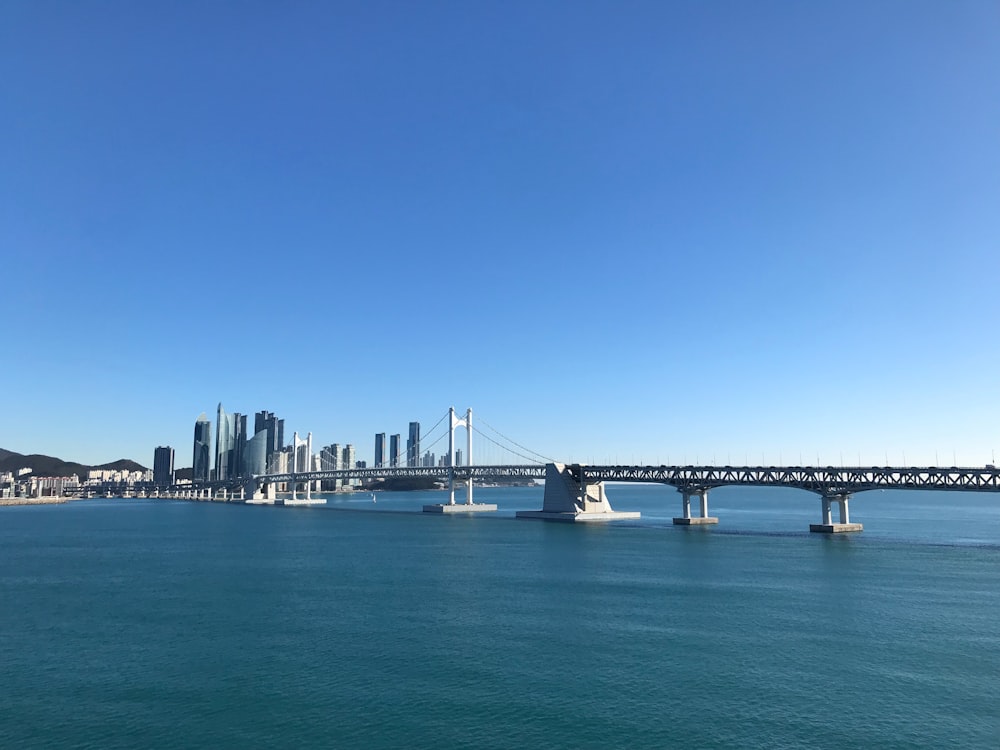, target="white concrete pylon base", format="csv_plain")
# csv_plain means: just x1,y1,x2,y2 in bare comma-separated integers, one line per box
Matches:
673,516,719,525
278,498,328,506
810,523,863,533
423,503,498,513
515,510,641,523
